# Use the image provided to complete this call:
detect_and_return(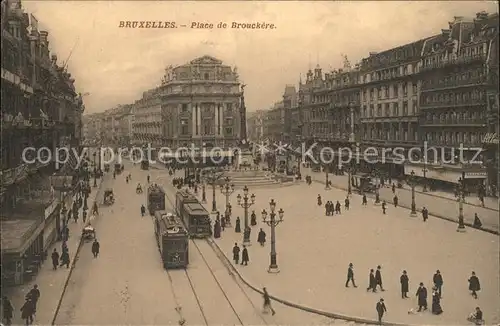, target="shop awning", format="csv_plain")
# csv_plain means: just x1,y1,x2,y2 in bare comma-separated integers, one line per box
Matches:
1,218,44,255
58,148,79,175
